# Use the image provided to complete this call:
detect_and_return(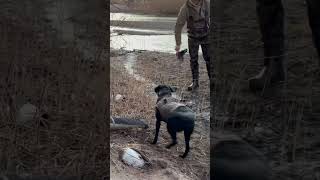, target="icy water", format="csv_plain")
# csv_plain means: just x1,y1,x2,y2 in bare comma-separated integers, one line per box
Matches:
110,13,177,22
110,12,203,54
